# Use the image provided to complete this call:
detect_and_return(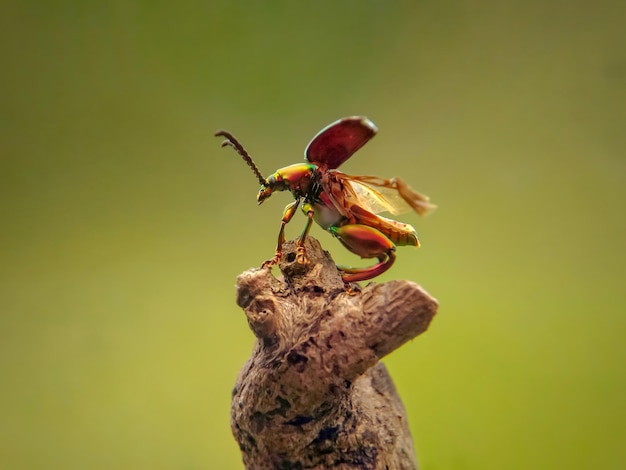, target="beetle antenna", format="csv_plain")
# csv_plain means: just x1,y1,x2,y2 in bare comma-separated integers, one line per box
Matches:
215,130,267,186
